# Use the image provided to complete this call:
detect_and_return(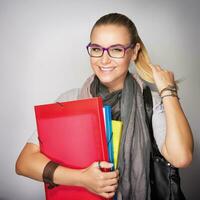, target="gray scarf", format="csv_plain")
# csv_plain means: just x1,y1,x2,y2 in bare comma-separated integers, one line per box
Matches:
79,73,151,200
